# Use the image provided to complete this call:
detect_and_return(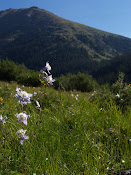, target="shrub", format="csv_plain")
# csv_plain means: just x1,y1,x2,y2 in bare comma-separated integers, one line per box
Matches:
0,58,18,81
54,72,98,92
0,58,40,87
112,72,131,108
